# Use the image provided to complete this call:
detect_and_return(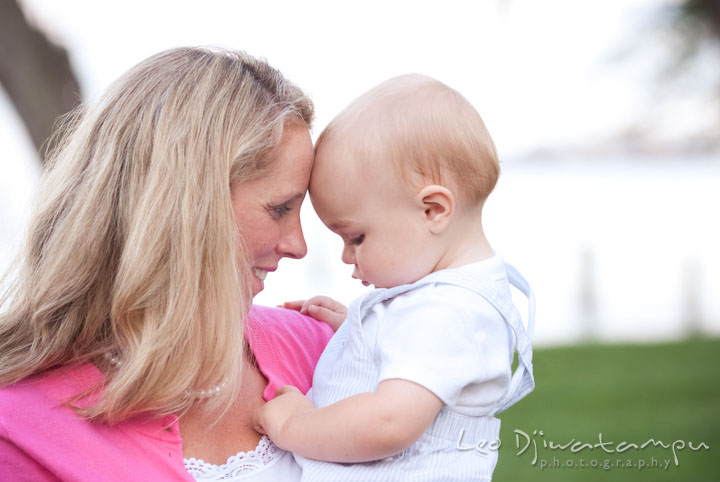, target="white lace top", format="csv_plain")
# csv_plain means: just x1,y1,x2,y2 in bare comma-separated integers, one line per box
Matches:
184,435,301,481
